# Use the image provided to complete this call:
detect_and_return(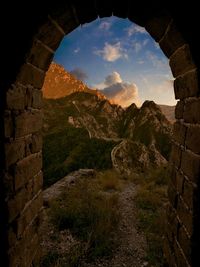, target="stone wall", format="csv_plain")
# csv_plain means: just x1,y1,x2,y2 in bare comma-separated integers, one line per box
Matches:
1,2,199,266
